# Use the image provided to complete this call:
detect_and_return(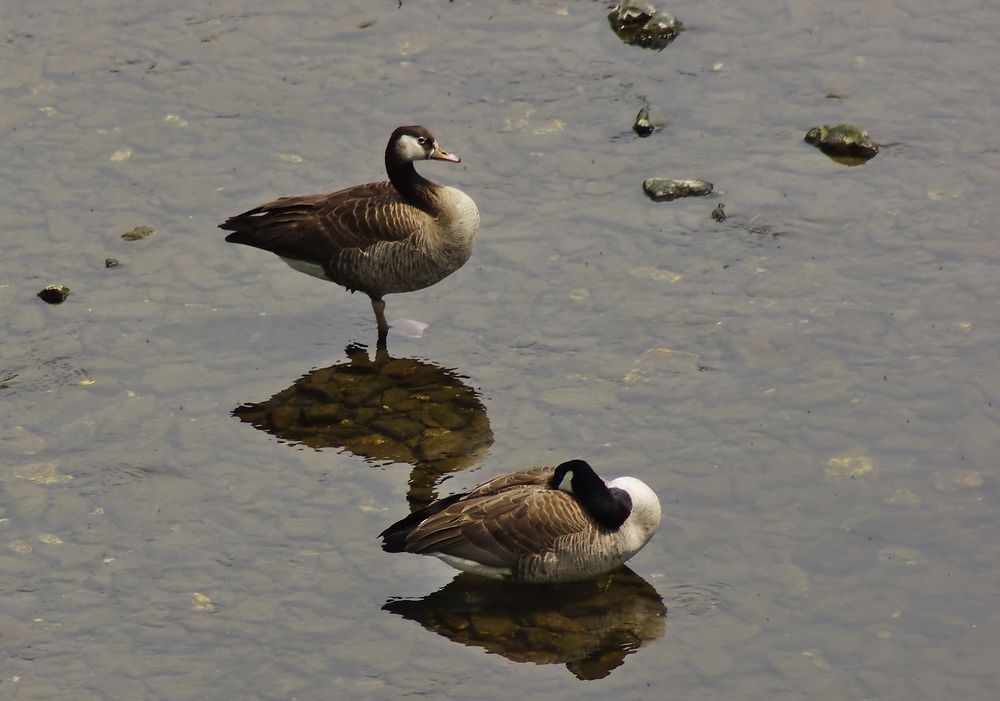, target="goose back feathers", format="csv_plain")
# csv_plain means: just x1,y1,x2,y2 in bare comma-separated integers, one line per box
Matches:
220,126,480,343
379,460,662,583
